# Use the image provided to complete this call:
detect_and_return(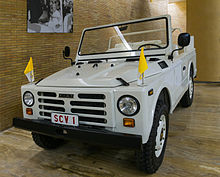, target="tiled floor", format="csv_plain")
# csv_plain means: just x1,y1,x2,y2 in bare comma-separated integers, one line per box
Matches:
0,83,220,177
